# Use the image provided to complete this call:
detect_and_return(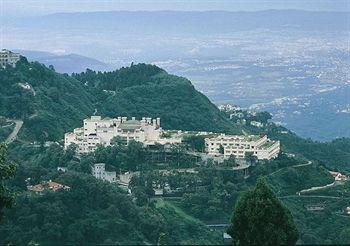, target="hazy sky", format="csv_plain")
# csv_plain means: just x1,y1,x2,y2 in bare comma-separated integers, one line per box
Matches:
1,0,349,18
